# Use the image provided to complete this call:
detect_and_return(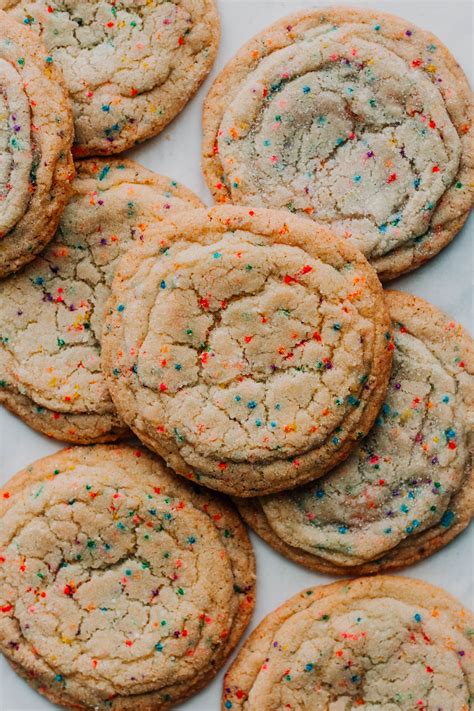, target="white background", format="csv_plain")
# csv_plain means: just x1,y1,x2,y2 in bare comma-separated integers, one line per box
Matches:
0,1,473,708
